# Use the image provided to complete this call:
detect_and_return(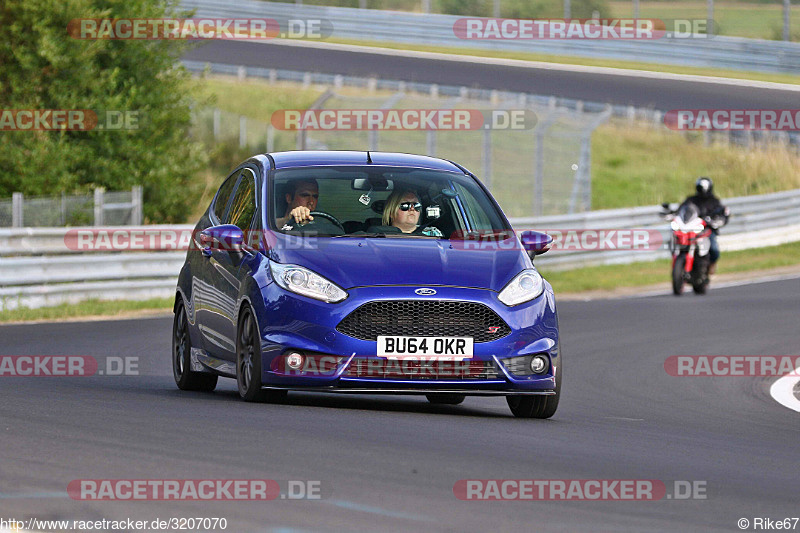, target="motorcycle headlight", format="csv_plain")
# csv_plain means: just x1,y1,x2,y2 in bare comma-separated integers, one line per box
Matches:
498,269,544,306
670,220,680,231
269,262,348,303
